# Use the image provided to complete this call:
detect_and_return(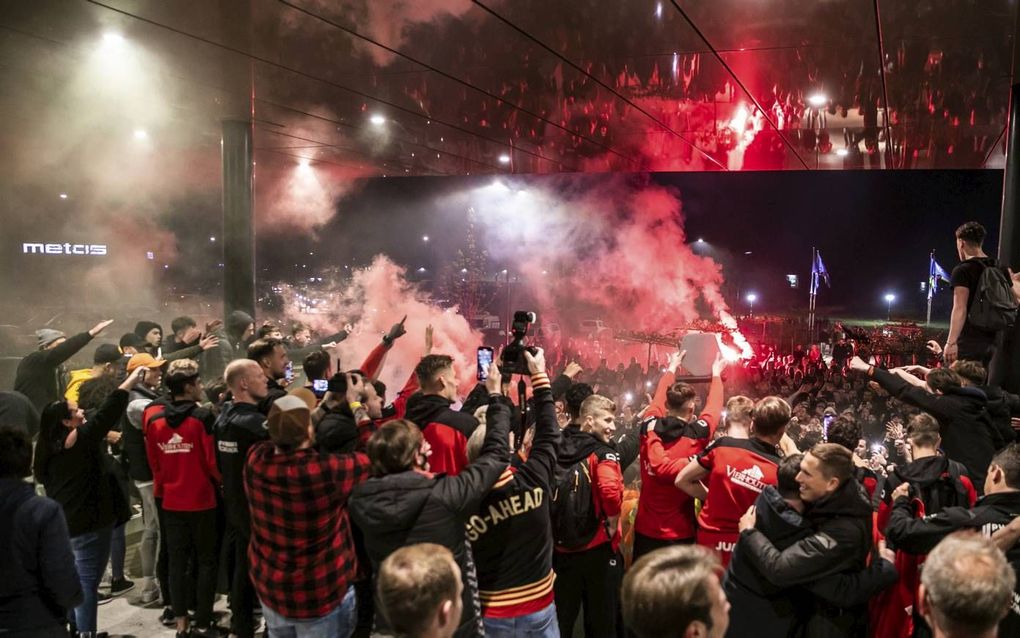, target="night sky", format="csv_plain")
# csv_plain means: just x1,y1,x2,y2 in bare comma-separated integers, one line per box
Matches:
287,169,1004,323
